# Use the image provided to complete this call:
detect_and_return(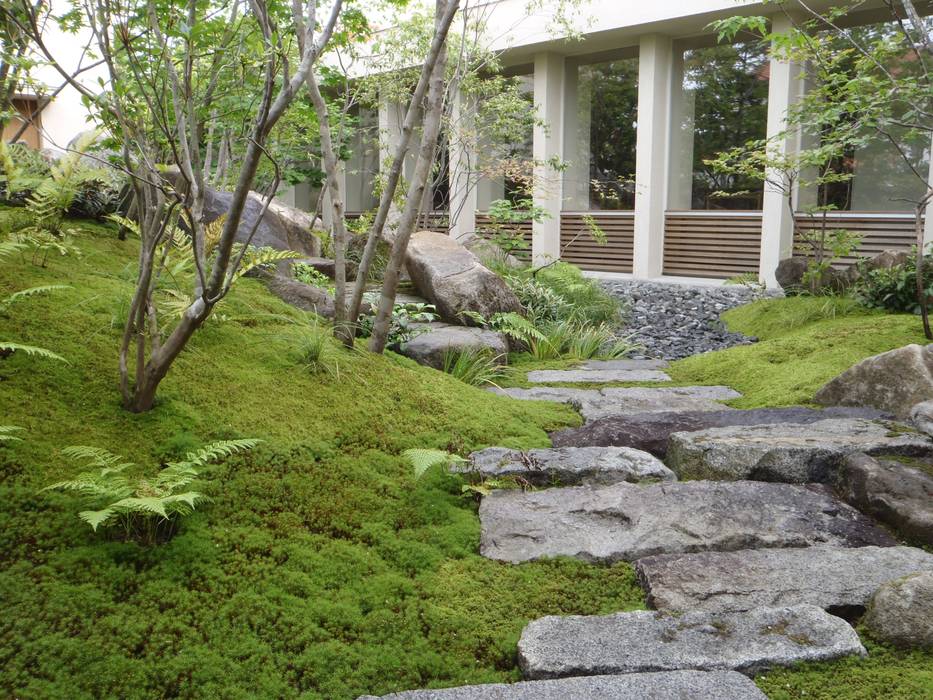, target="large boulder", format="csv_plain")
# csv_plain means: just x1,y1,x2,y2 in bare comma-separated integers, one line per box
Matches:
836,453,933,546
404,230,522,325
814,344,933,418
635,546,933,616
863,571,933,649
517,605,865,680
479,480,894,564
398,322,508,370
665,418,932,483
550,406,889,458
264,275,335,319
775,256,848,294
